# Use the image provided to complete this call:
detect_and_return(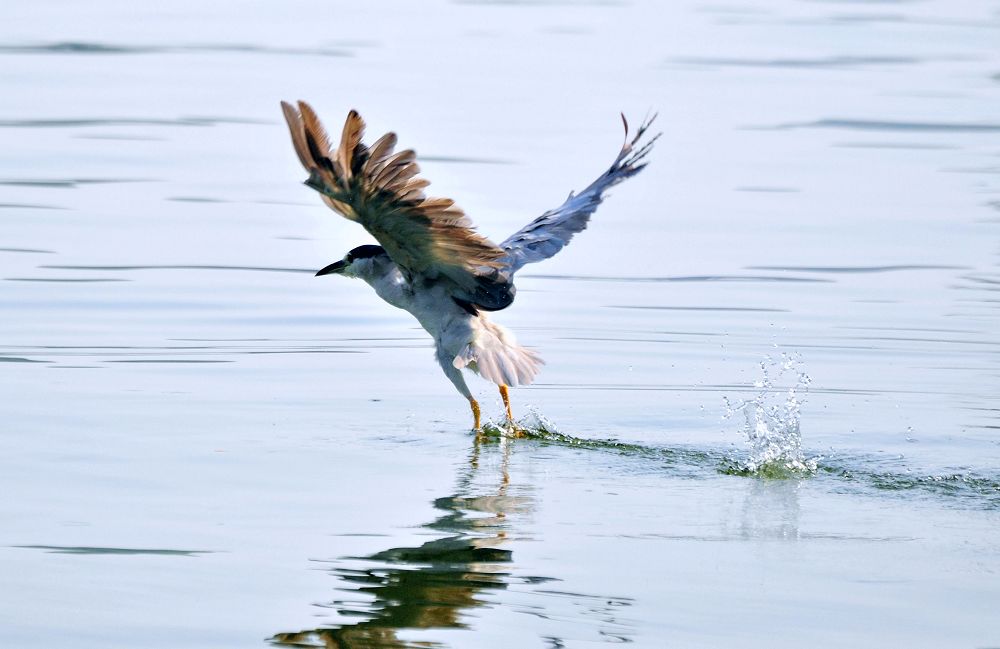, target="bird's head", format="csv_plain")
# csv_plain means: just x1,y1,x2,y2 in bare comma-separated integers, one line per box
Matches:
315,244,389,280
